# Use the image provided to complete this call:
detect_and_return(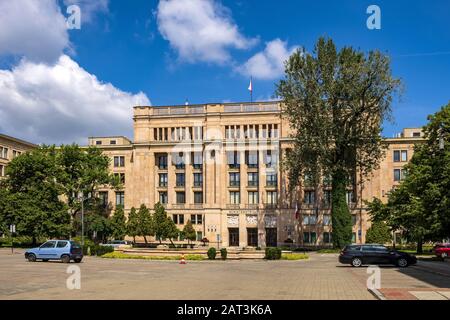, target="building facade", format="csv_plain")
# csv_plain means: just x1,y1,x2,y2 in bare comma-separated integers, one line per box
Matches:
0,134,37,179
89,102,423,248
